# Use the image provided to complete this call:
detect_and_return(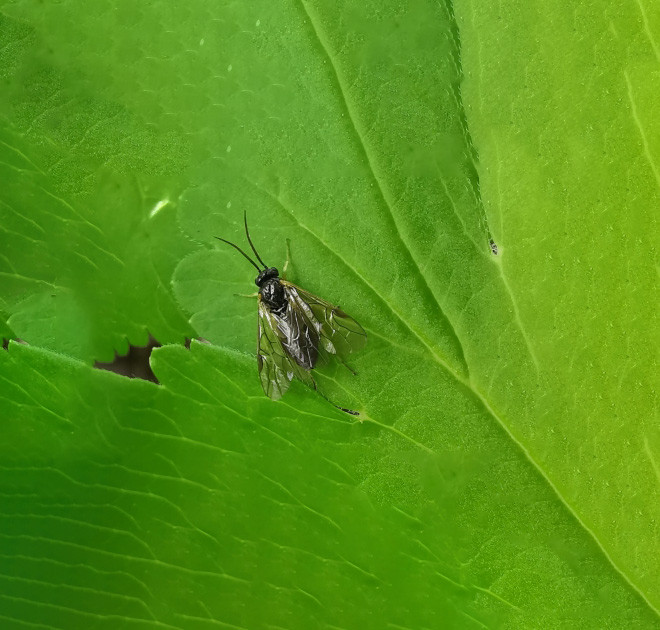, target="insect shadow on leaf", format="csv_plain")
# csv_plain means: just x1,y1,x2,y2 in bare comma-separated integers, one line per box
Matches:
215,212,367,415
